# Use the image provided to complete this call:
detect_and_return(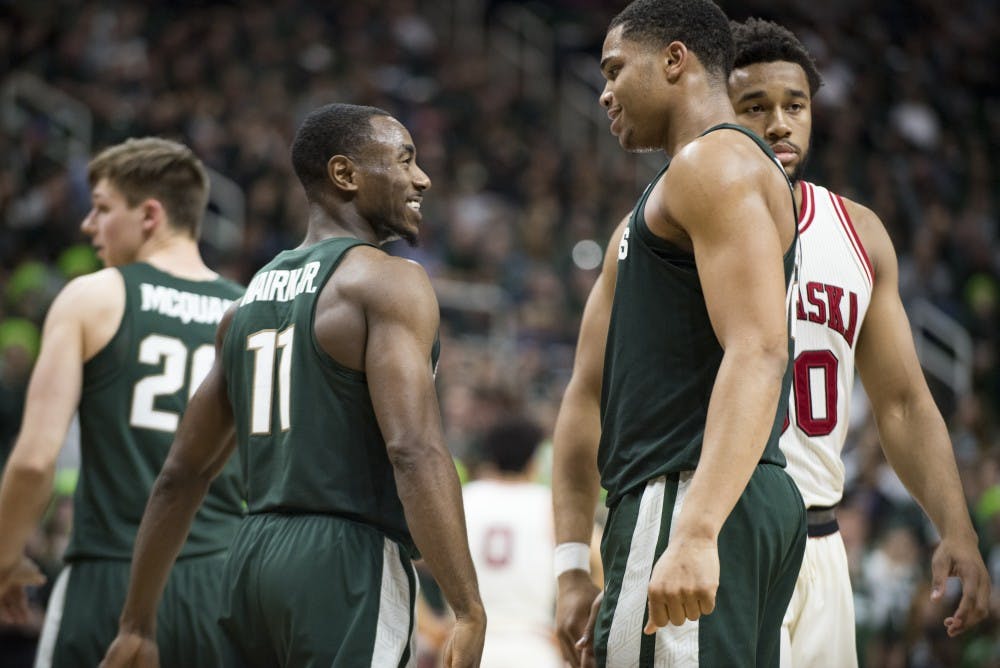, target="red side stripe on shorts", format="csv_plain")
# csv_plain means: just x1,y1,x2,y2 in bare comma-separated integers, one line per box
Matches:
830,193,874,287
